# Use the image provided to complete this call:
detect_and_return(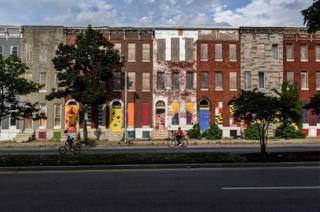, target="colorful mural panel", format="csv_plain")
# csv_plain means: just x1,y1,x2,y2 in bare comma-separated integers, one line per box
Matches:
171,102,179,125
65,103,79,133
156,108,166,130
186,102,194,125
110,108,123,132
128,103,135,127
214,102,223,125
